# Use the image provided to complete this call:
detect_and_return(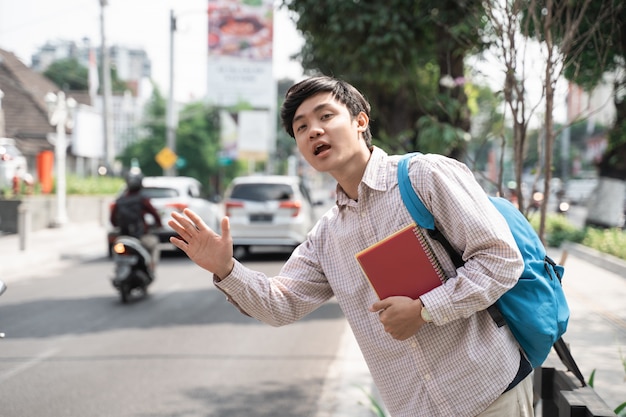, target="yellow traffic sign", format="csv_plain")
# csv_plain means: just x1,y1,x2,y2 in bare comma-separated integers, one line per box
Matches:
155,147,177,170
